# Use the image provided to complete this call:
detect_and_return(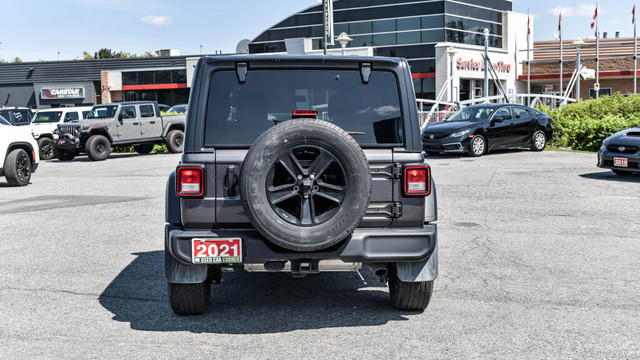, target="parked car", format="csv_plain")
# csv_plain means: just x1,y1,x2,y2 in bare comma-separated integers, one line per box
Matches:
52,101,185,161
31,106,93,160
164,55,438,315
0,115,39,186
0,107,33,127
597,126,640,175
158,104,171,112
167,104,188,114
422,104,553,157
